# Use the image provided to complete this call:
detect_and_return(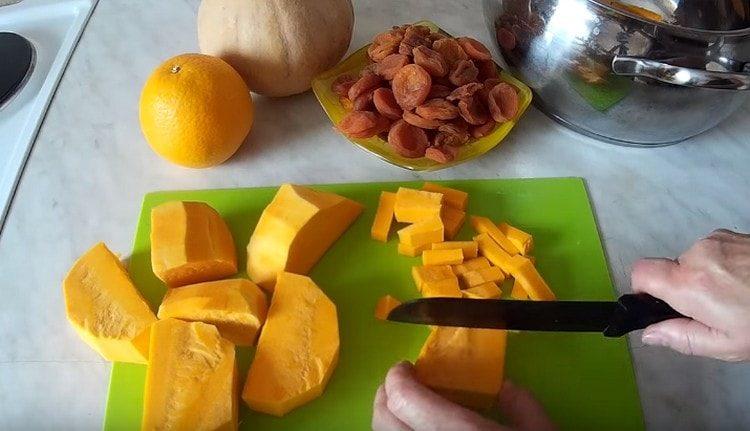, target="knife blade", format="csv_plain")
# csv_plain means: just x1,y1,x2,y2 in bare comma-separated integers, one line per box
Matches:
387,293,684,337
